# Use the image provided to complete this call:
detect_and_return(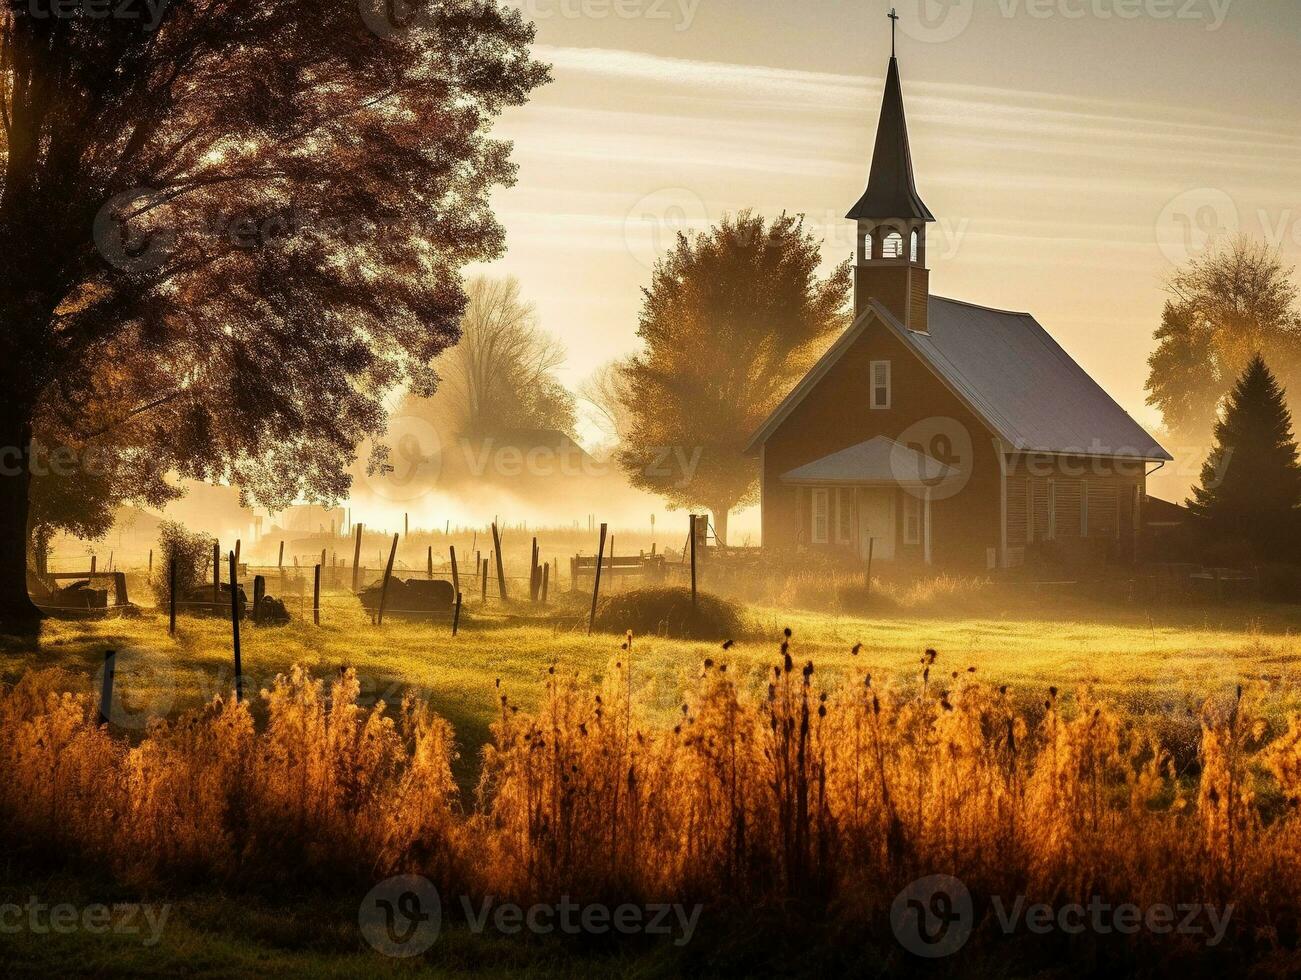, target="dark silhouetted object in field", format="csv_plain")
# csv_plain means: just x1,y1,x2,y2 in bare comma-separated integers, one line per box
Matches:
0,3,549,631
1189,354,1301,560
617,213,851,545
